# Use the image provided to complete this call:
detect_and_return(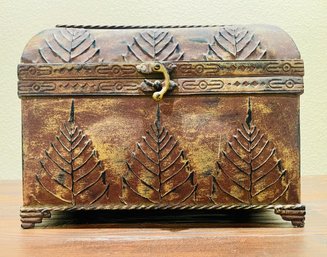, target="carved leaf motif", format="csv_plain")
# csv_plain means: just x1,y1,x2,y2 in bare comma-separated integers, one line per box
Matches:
121,104,197,205
36,100,109,205
39,28,100,63
211,98,289,204
123,30,184,62
205,26,266,60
